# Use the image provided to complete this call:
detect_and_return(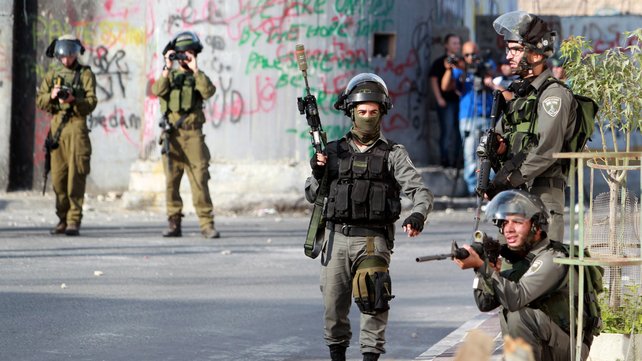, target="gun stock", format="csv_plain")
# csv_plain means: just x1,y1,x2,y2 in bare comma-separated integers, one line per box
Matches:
416,232,500,264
